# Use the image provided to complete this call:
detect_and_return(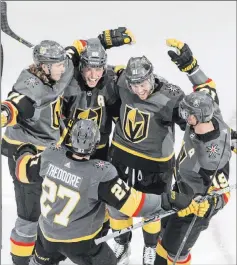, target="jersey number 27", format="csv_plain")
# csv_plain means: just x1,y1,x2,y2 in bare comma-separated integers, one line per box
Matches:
40,177,80,227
